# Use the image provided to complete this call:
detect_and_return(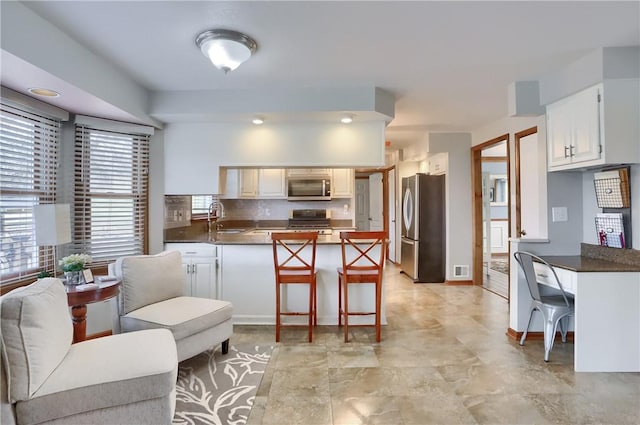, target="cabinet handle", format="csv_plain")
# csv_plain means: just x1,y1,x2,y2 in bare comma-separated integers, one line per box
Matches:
536,273,548,278
569,145,575,157
564,146,570,158
193,264,197,275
